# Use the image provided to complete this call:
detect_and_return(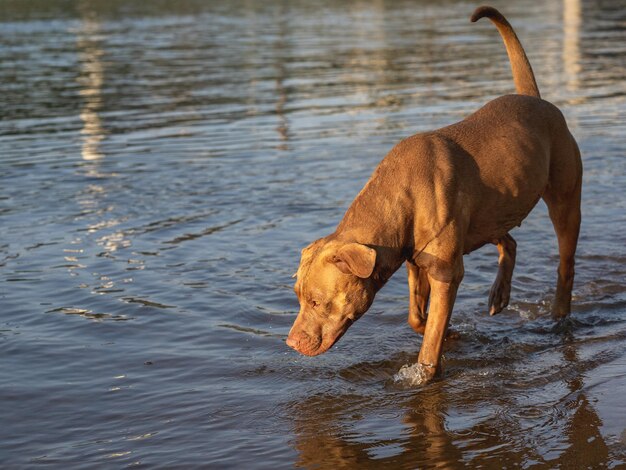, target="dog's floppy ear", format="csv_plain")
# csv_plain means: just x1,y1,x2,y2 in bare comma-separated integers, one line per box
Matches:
332,243,376,278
